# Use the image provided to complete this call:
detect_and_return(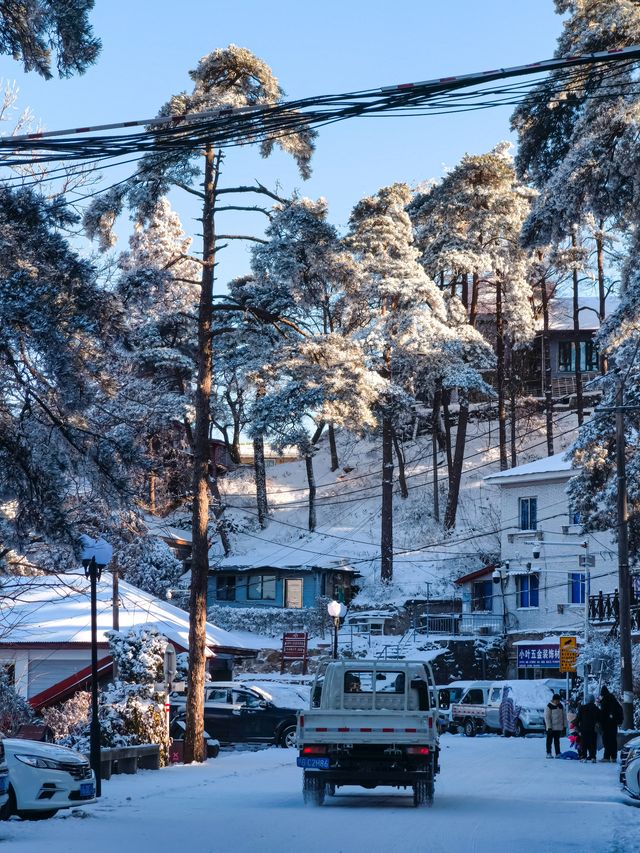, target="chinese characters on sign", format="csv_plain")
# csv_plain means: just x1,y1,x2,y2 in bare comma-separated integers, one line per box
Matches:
281,632,308,674
559,635,578,673
517,644,560,669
